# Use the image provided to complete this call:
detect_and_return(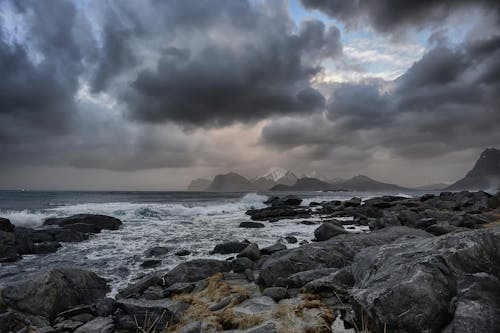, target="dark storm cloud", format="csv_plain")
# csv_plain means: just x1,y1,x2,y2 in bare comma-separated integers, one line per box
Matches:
262,34,500,161
301,0,500,32
124,2,341,127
